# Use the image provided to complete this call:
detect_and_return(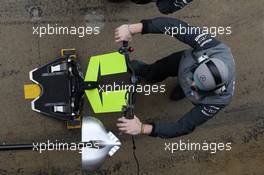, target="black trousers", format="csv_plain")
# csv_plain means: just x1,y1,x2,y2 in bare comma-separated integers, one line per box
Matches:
138,51,184,83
